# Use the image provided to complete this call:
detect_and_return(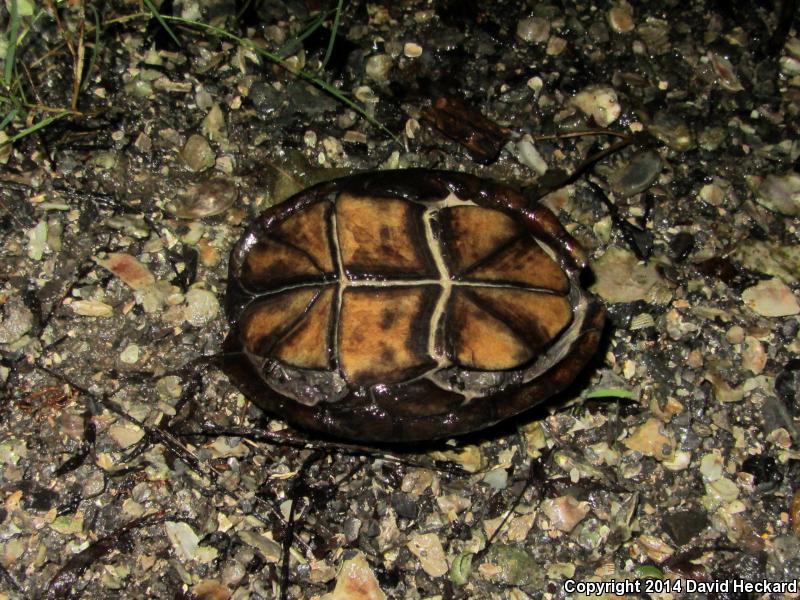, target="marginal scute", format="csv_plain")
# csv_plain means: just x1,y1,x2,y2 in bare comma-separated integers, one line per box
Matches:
336,192,436,279
272,200,335,273
465,237,569,292
467,287,572,349
240,239,322,291
440,205,522,275
274,285,335,369
446,290,534,370
339,286,438,386
240,288,319,356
